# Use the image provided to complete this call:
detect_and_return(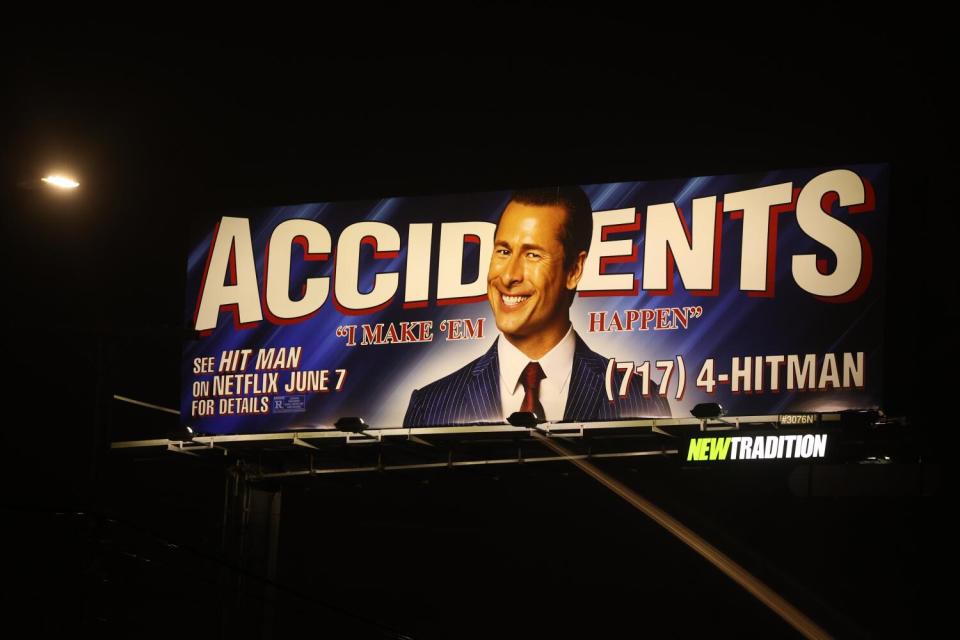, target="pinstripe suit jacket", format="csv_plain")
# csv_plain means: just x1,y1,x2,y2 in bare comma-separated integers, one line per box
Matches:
402,333,671,427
